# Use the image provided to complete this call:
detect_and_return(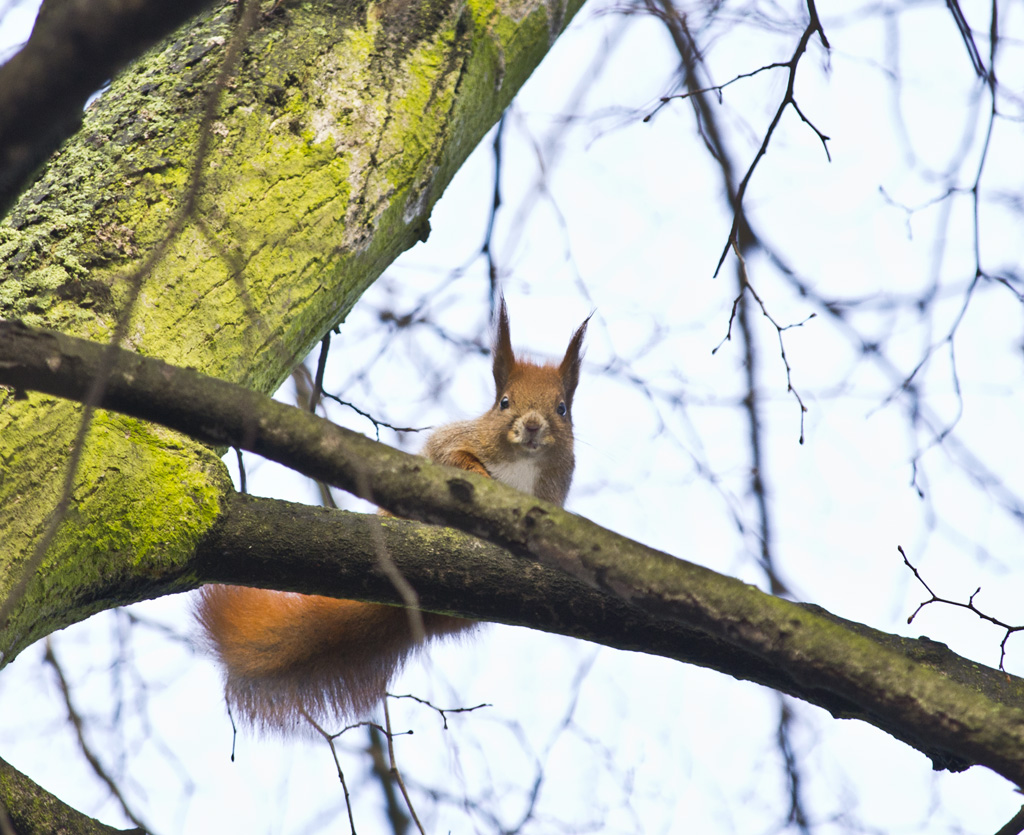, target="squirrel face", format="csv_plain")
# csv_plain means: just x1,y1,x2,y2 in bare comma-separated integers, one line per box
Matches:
493,364,572,459
421,297,589,506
